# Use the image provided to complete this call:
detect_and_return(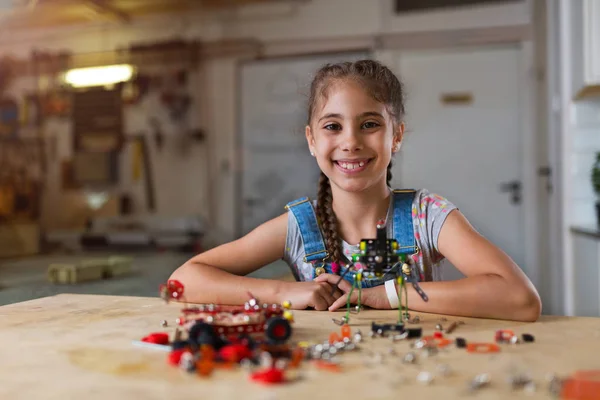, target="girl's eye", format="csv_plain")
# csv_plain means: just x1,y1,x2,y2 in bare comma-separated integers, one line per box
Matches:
324,123,342,131
362,121,380,129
